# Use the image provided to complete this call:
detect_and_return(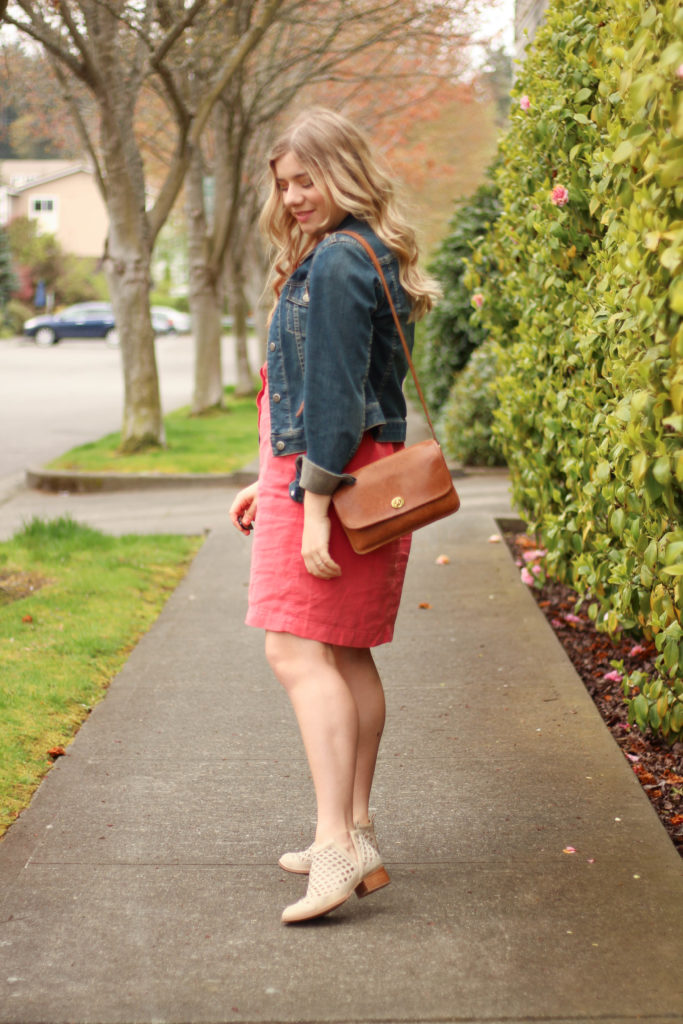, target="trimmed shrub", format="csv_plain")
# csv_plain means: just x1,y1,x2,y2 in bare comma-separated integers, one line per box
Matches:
419,174,503,414
440,343,505,467
468,0,683,740
2,298,33,335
